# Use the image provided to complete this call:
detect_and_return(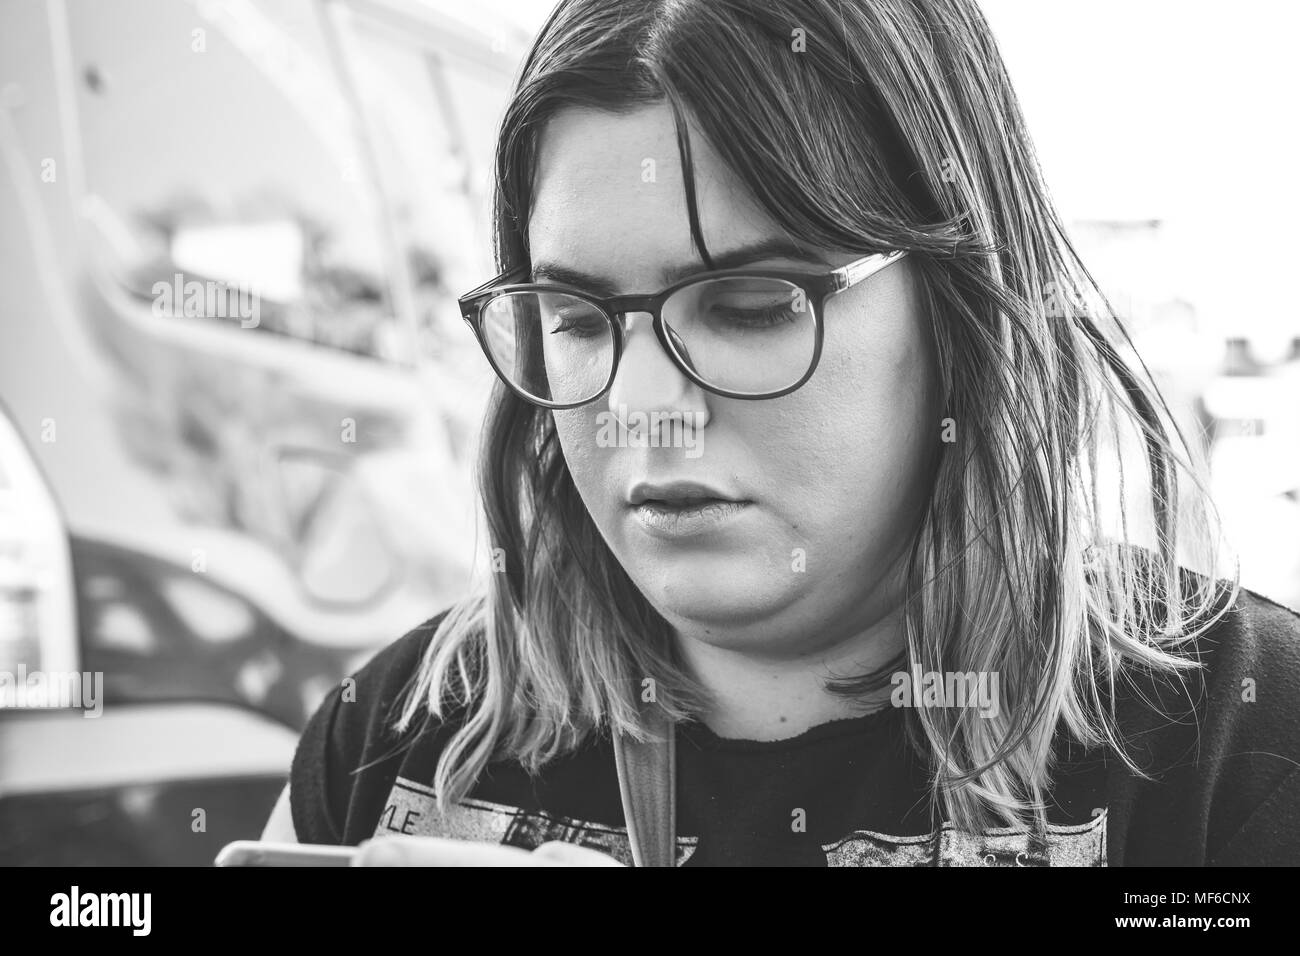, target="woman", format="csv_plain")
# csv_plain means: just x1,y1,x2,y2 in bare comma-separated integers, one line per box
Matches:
263,0,1300,866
